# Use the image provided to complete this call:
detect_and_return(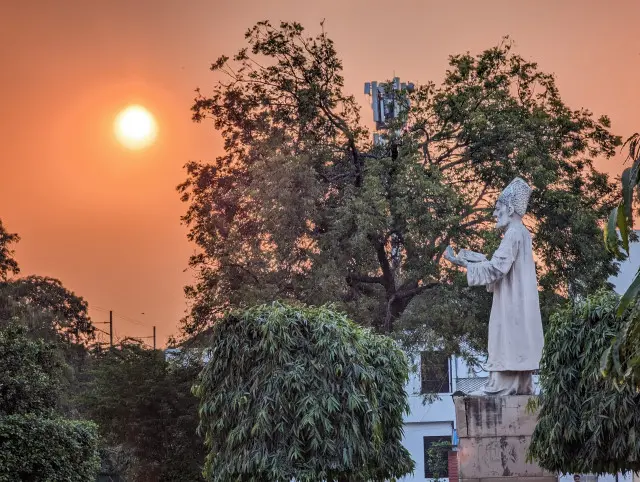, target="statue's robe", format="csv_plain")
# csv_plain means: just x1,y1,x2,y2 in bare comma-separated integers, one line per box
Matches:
465,222,544,395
